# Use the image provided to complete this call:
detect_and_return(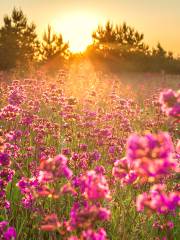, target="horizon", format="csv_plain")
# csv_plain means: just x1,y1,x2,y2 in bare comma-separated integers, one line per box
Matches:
0,0,180,54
